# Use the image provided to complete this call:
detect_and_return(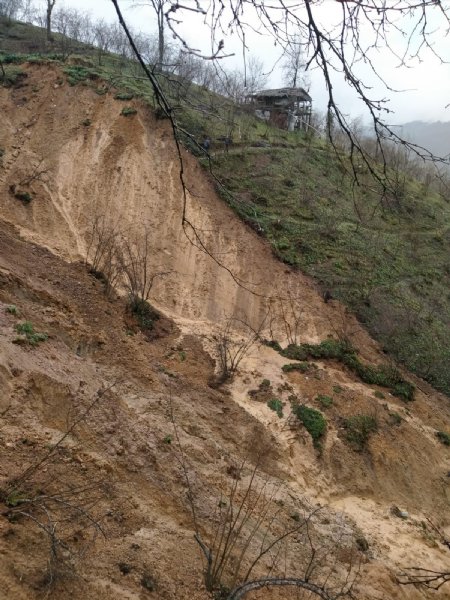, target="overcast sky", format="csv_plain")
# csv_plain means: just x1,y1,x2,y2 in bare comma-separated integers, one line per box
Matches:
47,0,450,124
